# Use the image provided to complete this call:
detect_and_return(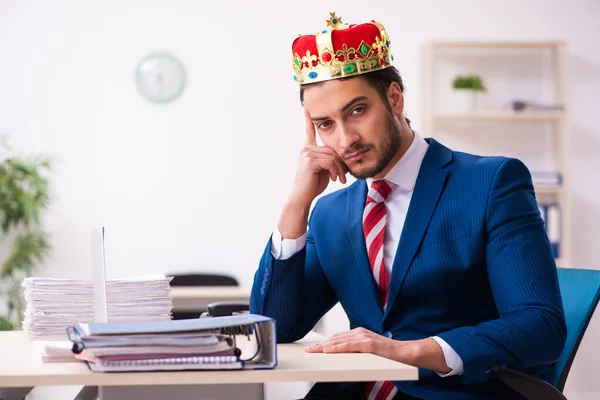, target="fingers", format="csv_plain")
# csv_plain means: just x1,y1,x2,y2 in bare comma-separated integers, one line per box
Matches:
304,335,338,352
310,154,347,184
332,156,348,184
304,328,376,352
304,109,317,147
314,158,337,181
304,337,339,352
326,327,370,342
302,147,347,184
304,339,370,354
307,147,348,172
323,341,364,353
304,343,323,353
302,109,347,184
304,328,390,358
